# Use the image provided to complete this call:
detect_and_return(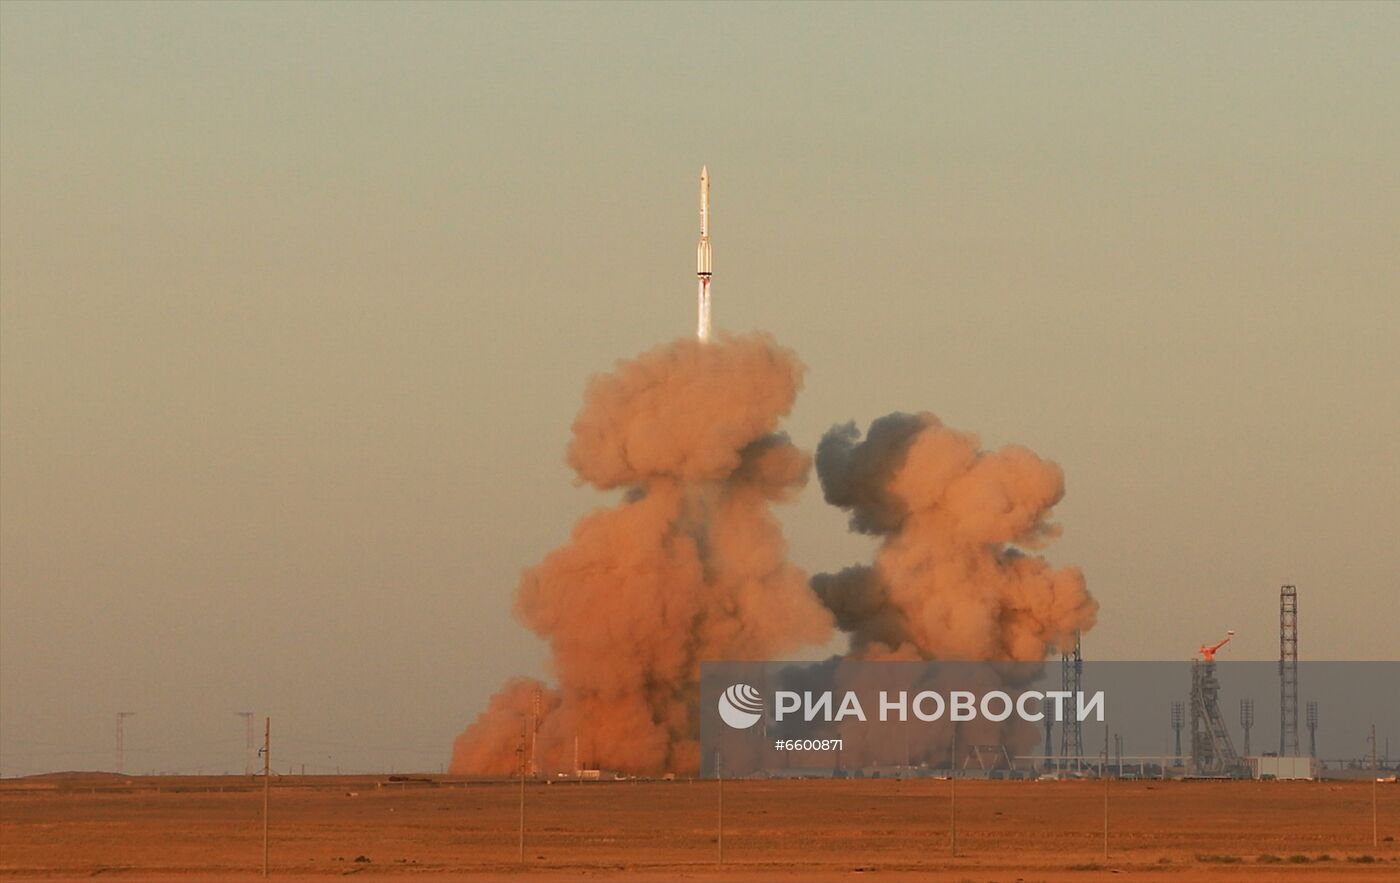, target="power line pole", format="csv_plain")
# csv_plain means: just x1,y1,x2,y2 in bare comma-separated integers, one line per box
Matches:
716,750,724,865
530,688,540,778
516,720,526,863
116,712,136,774
260,718,270,877
1372,724,1379,849
1103,721,1110,860
949,727,957,857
